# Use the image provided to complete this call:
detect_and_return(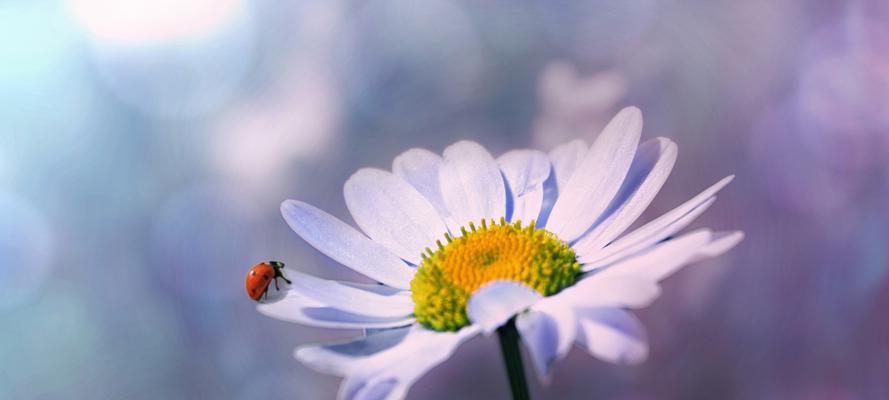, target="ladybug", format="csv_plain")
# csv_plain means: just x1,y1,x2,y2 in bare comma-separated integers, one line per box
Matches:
245,261,292,302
